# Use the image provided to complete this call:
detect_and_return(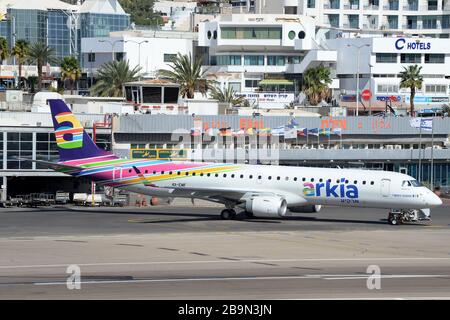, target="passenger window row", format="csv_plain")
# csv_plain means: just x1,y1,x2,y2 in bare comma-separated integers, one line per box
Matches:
130,168,376,185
